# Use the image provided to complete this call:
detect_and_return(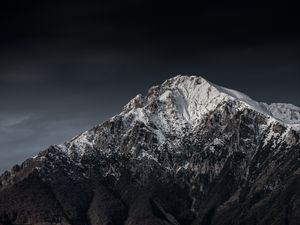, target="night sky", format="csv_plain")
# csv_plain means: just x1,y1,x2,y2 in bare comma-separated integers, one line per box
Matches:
0,0,299,172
